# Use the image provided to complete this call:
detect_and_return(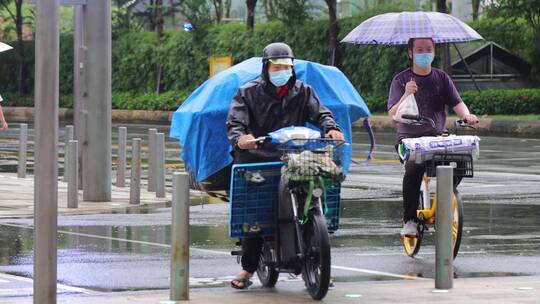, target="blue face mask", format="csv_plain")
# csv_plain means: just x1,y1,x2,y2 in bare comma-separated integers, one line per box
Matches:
414,53,434,69
269,69,292,87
